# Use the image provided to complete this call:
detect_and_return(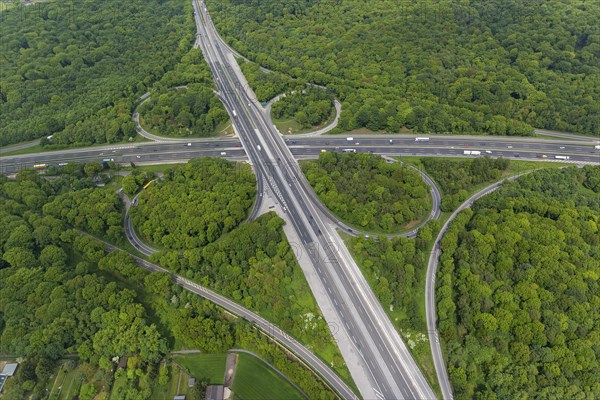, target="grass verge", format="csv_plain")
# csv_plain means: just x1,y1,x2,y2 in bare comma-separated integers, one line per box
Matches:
232,352,306,400
172,353,227,384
